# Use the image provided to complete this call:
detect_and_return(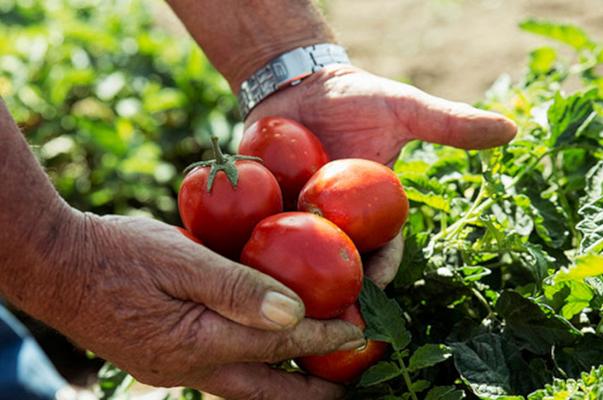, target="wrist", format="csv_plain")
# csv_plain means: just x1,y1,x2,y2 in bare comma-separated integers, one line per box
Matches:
229,34,334,93
0,202,88,329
